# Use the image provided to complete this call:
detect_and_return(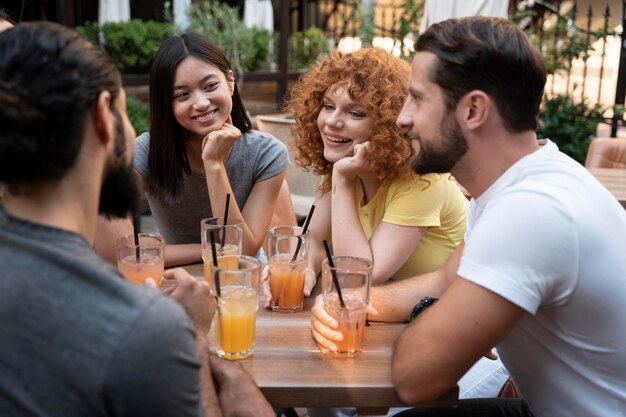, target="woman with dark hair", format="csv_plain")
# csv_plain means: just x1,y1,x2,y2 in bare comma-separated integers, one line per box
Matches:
97,33,289,266
141,32,288,263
